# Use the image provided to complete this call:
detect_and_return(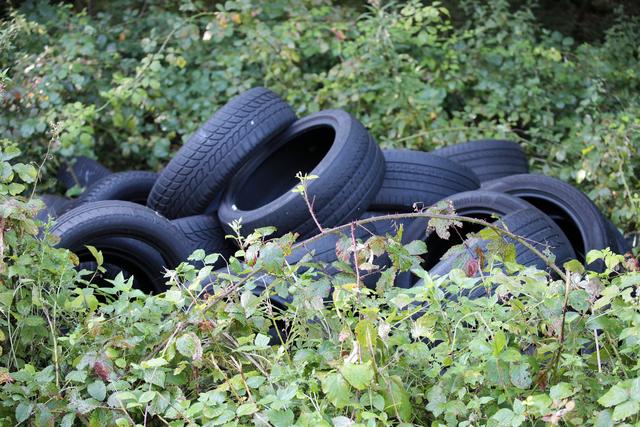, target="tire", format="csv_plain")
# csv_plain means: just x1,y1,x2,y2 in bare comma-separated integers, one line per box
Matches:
61,171,158,214
35,194,69,222
370,149,480,212
218,110,385,239
147,88,297,219
482,174,610,271
57,156,111,189
400,190,534,286
51,201,191,293
432,139,528,182
172,215,235,267
429,207,576,278
606,220,631,255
